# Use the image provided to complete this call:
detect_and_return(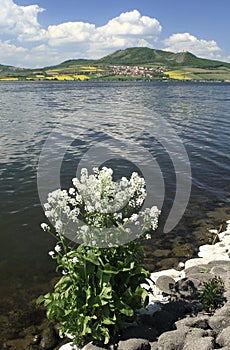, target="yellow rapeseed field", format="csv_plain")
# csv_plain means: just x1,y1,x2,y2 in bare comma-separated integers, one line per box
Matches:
73,74,89,80
0,77,19,81
165,70,192,80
